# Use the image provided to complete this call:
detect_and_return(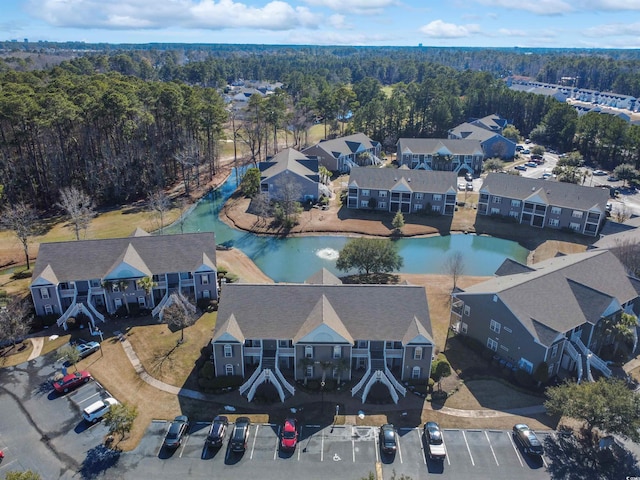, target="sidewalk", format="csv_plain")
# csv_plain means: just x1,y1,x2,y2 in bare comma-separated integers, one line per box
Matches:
116,335,546,420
